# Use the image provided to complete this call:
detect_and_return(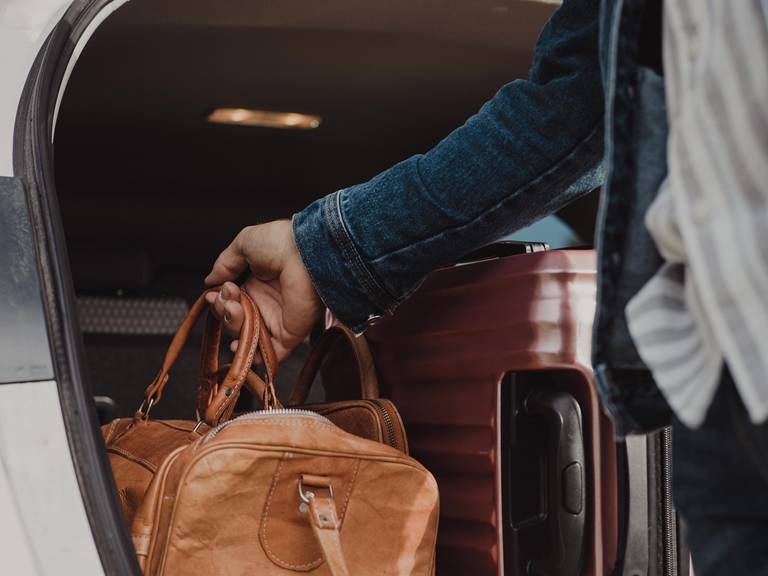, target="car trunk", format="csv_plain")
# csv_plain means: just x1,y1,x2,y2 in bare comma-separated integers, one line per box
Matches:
53,0,599,419
43,3,691,575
